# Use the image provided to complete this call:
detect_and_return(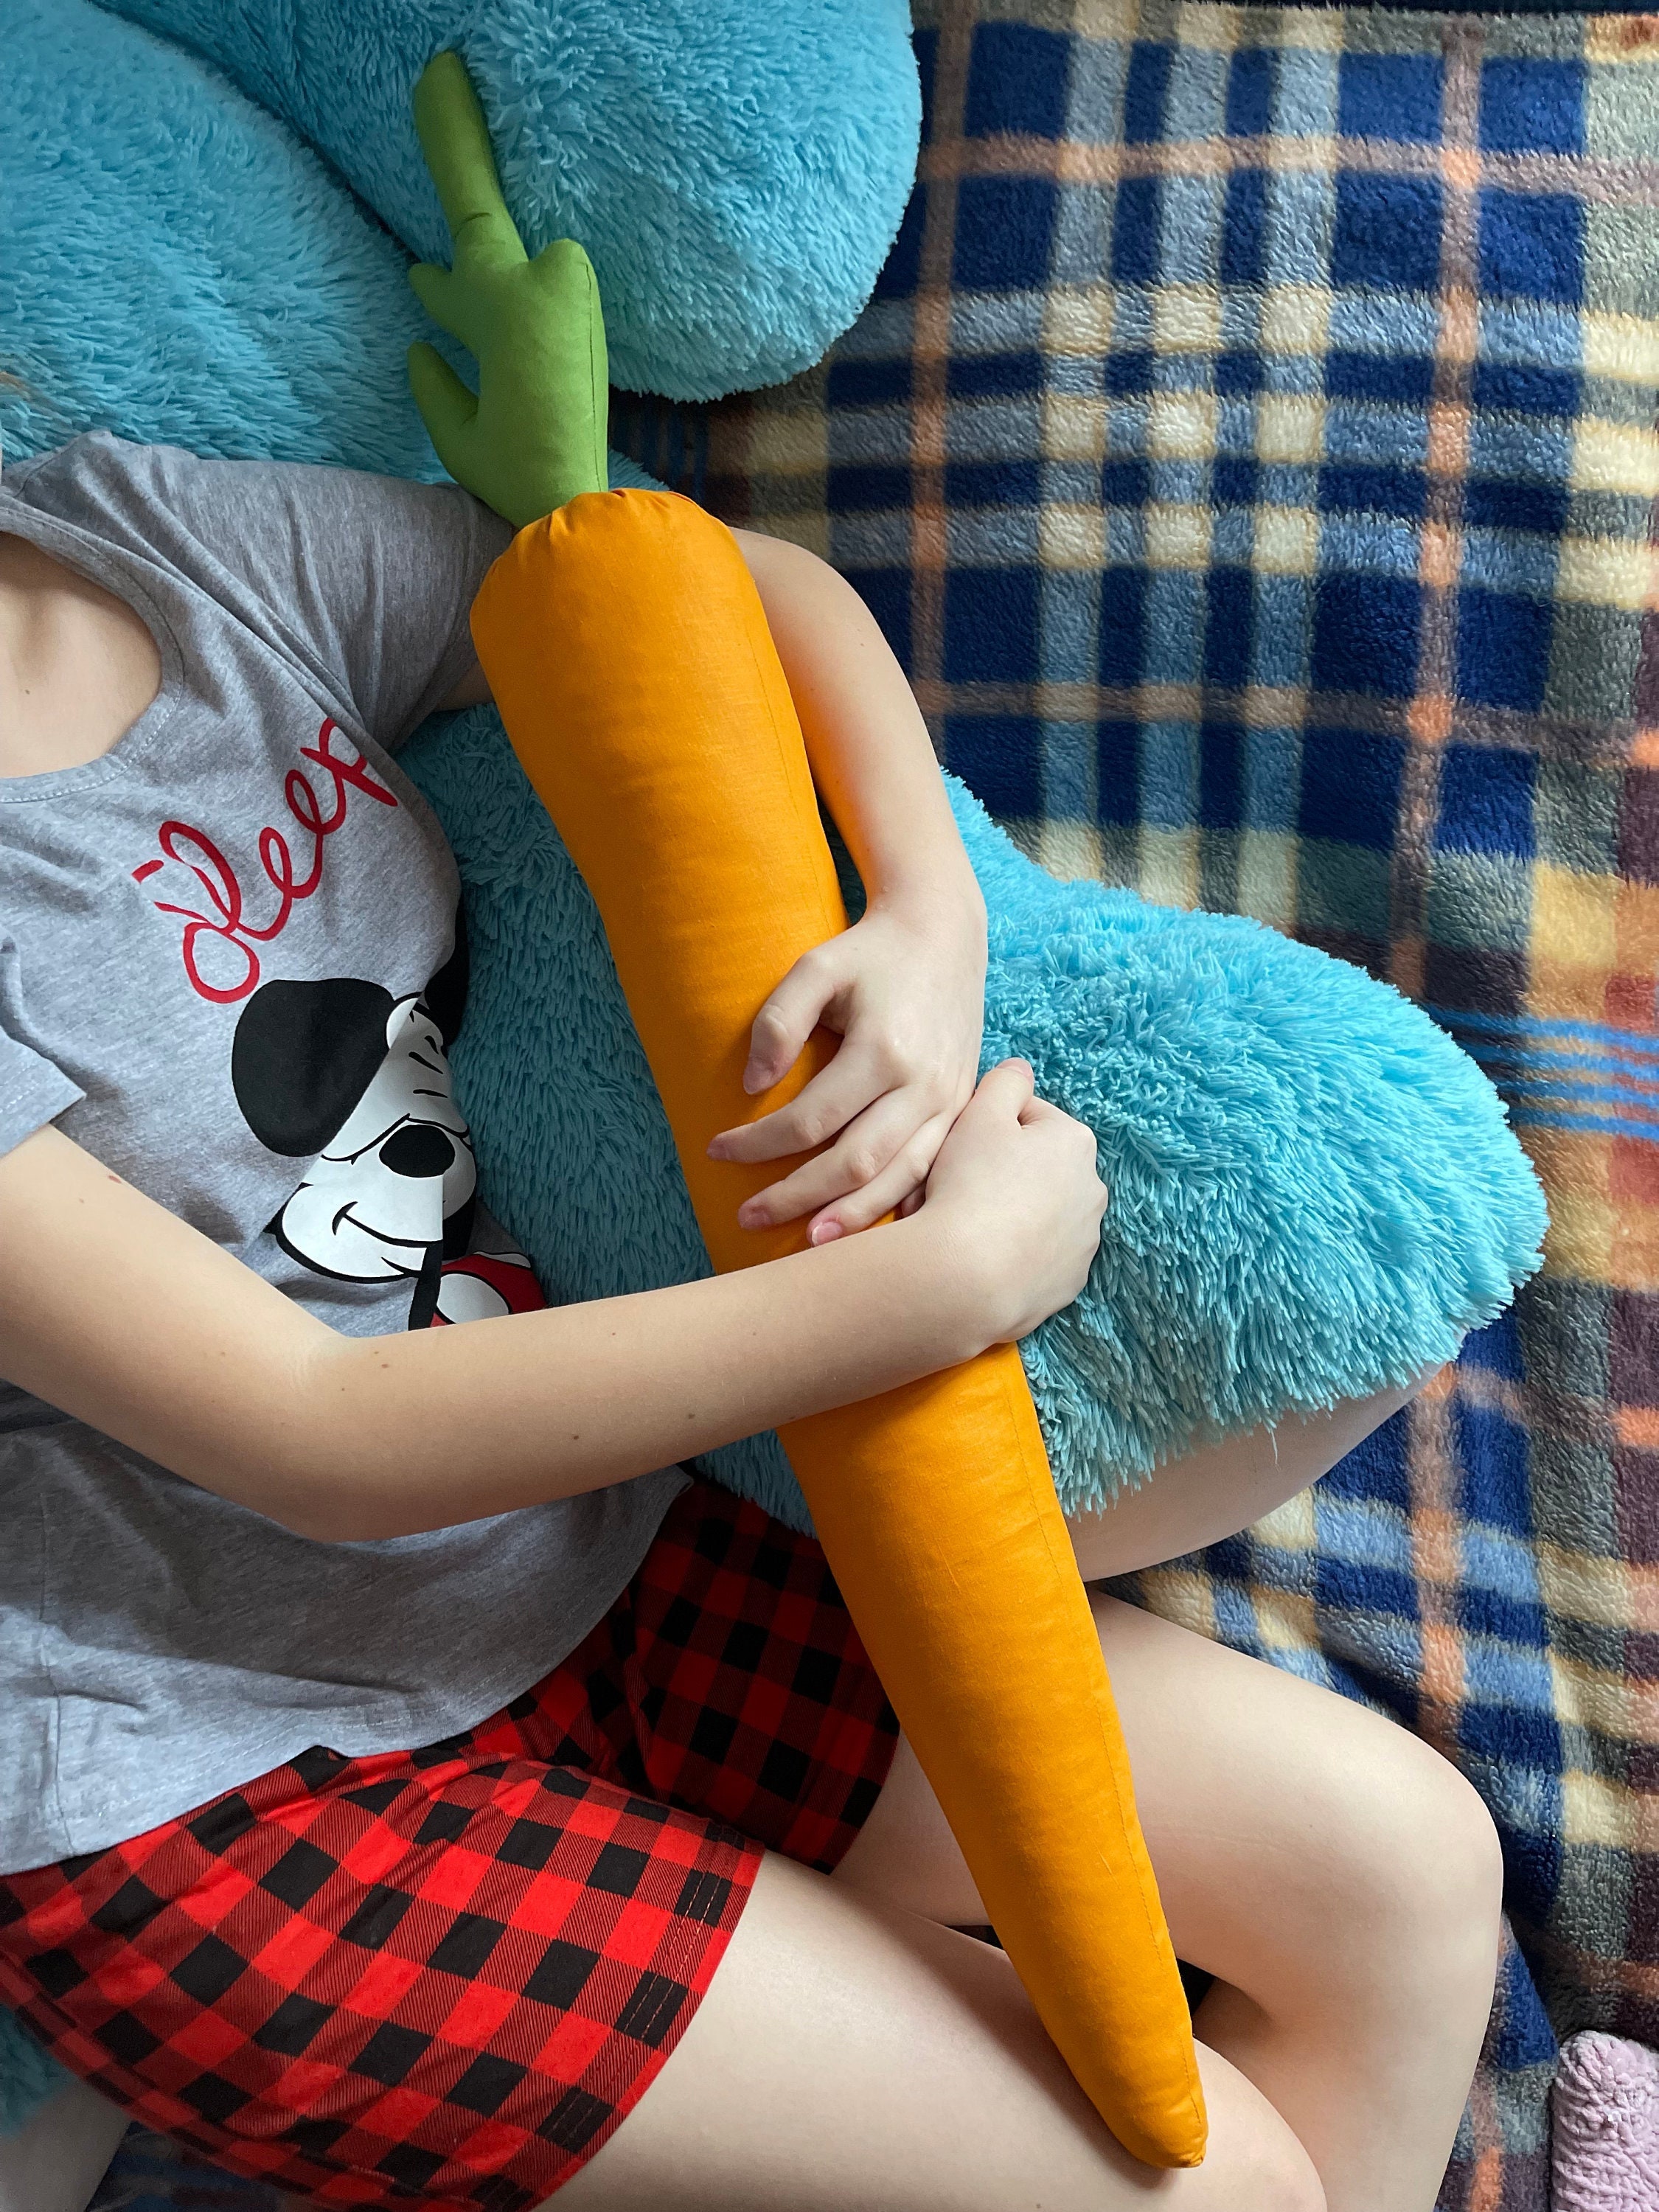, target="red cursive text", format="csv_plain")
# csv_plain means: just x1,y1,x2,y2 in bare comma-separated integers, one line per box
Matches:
131,719,398,1004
